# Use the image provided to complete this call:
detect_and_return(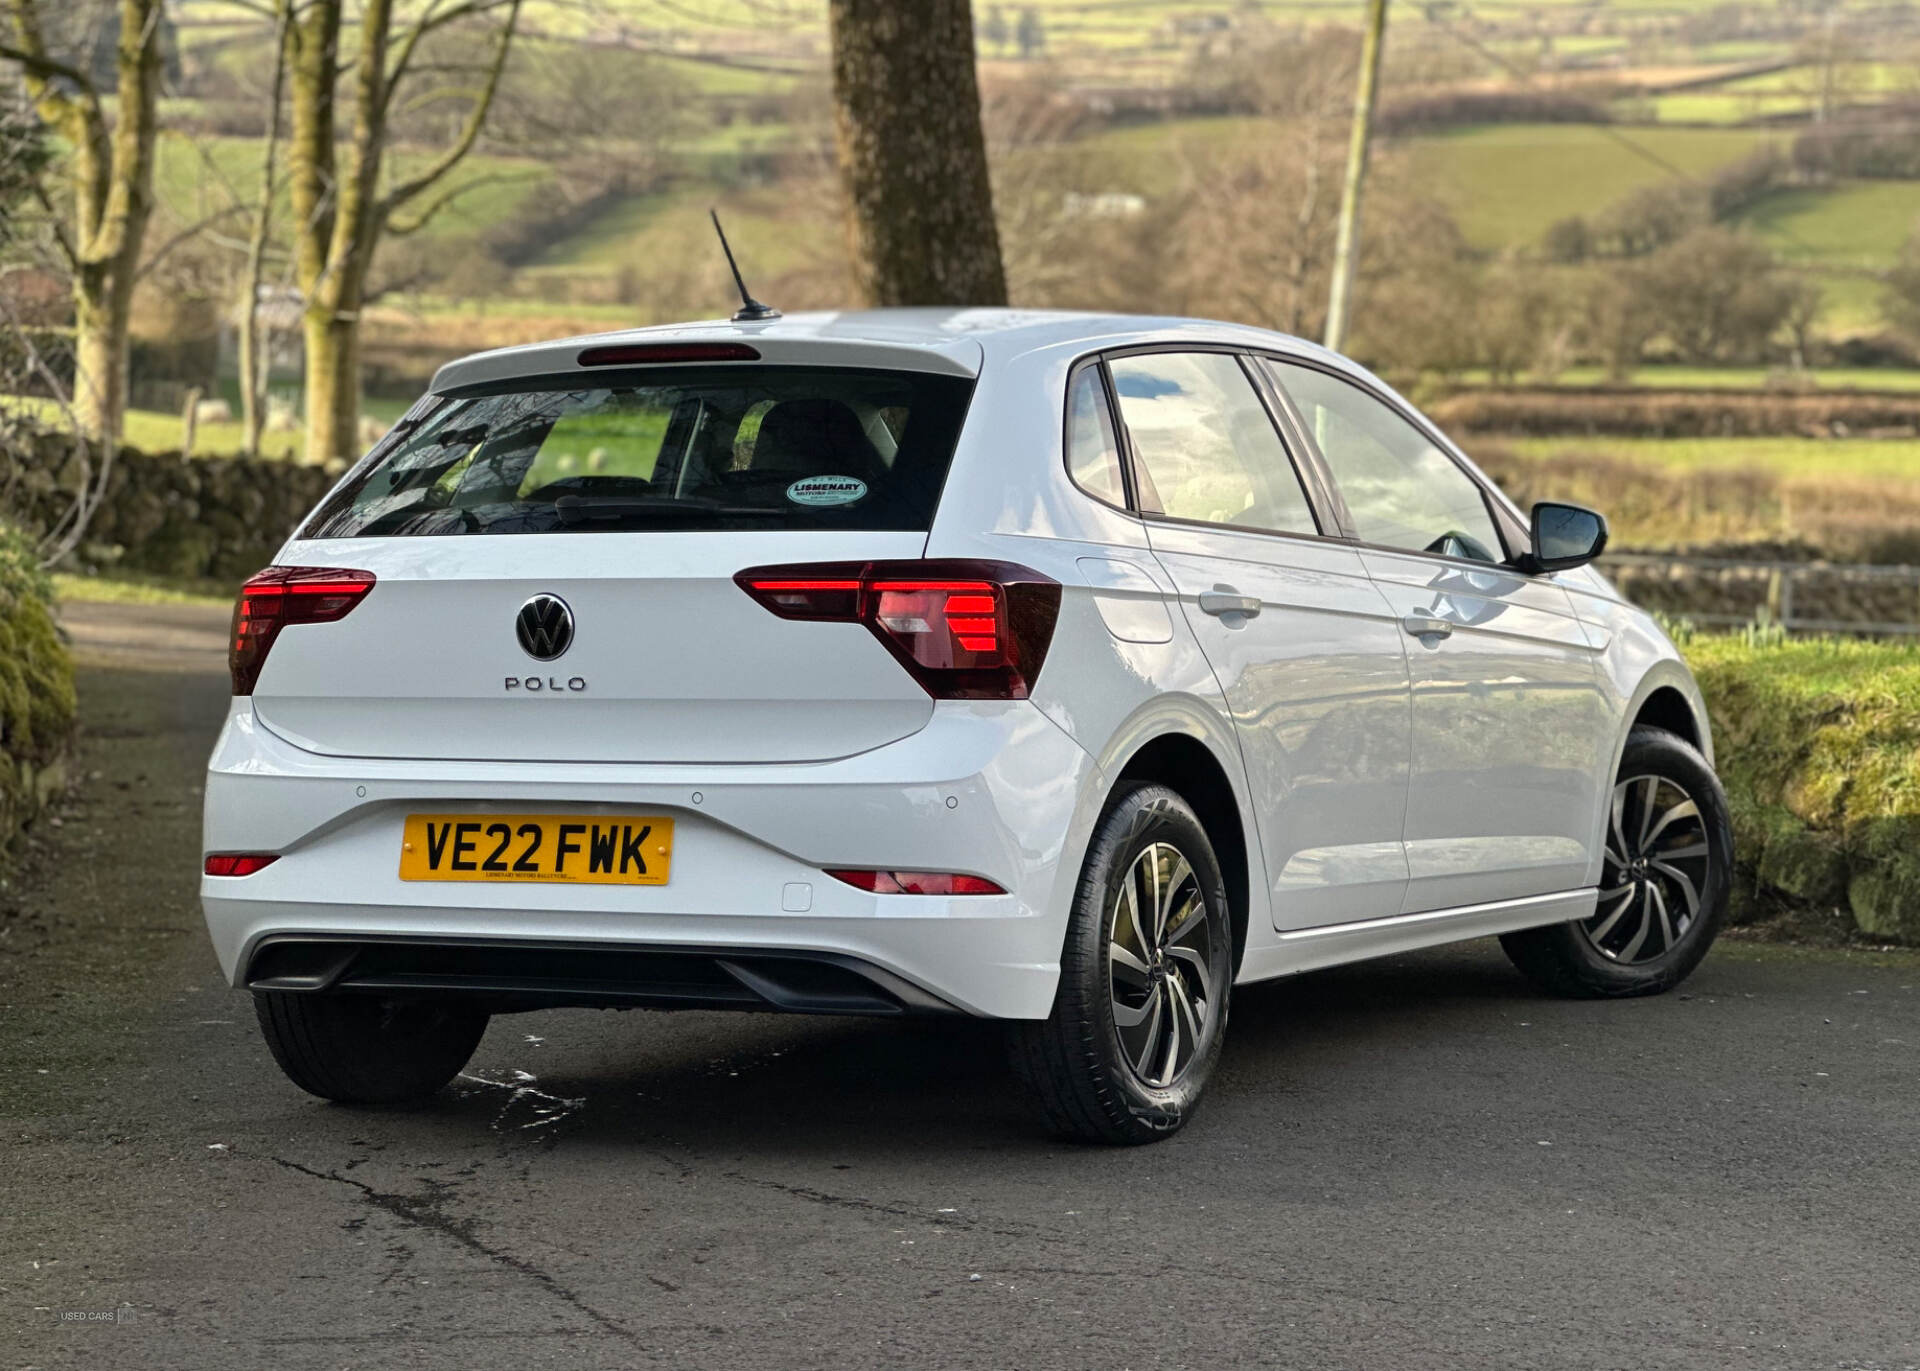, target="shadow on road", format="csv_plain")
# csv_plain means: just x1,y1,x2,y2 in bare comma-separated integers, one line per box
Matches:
329,941,1544,1158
